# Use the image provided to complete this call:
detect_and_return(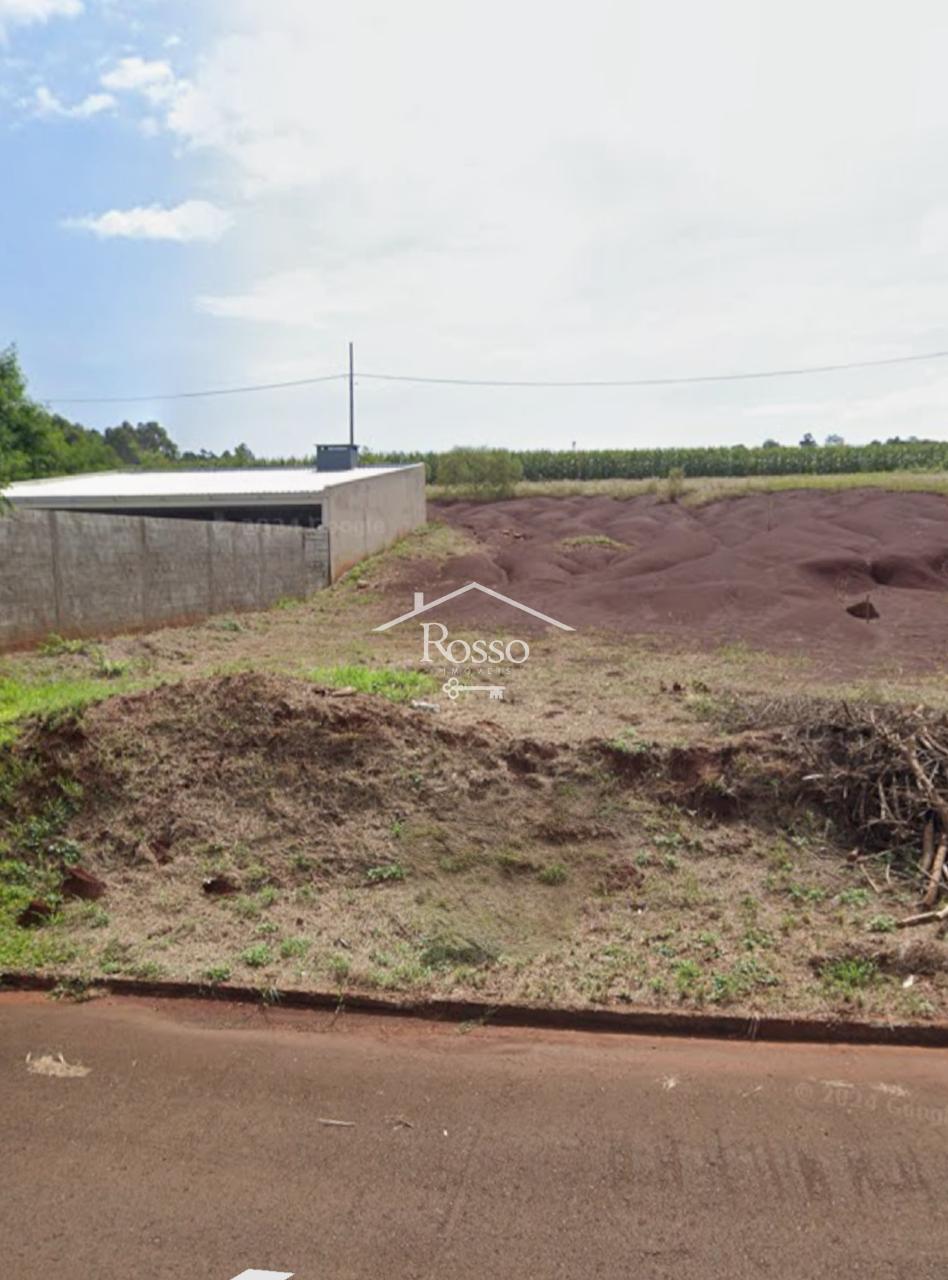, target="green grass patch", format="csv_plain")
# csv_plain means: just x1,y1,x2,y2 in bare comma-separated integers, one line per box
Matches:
820,956,880,996
0,673,138,745
0,860,77,970
365,862,406,884
240,943,272,969
419,931,499,969
37,633,93,657
308,665,436,702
